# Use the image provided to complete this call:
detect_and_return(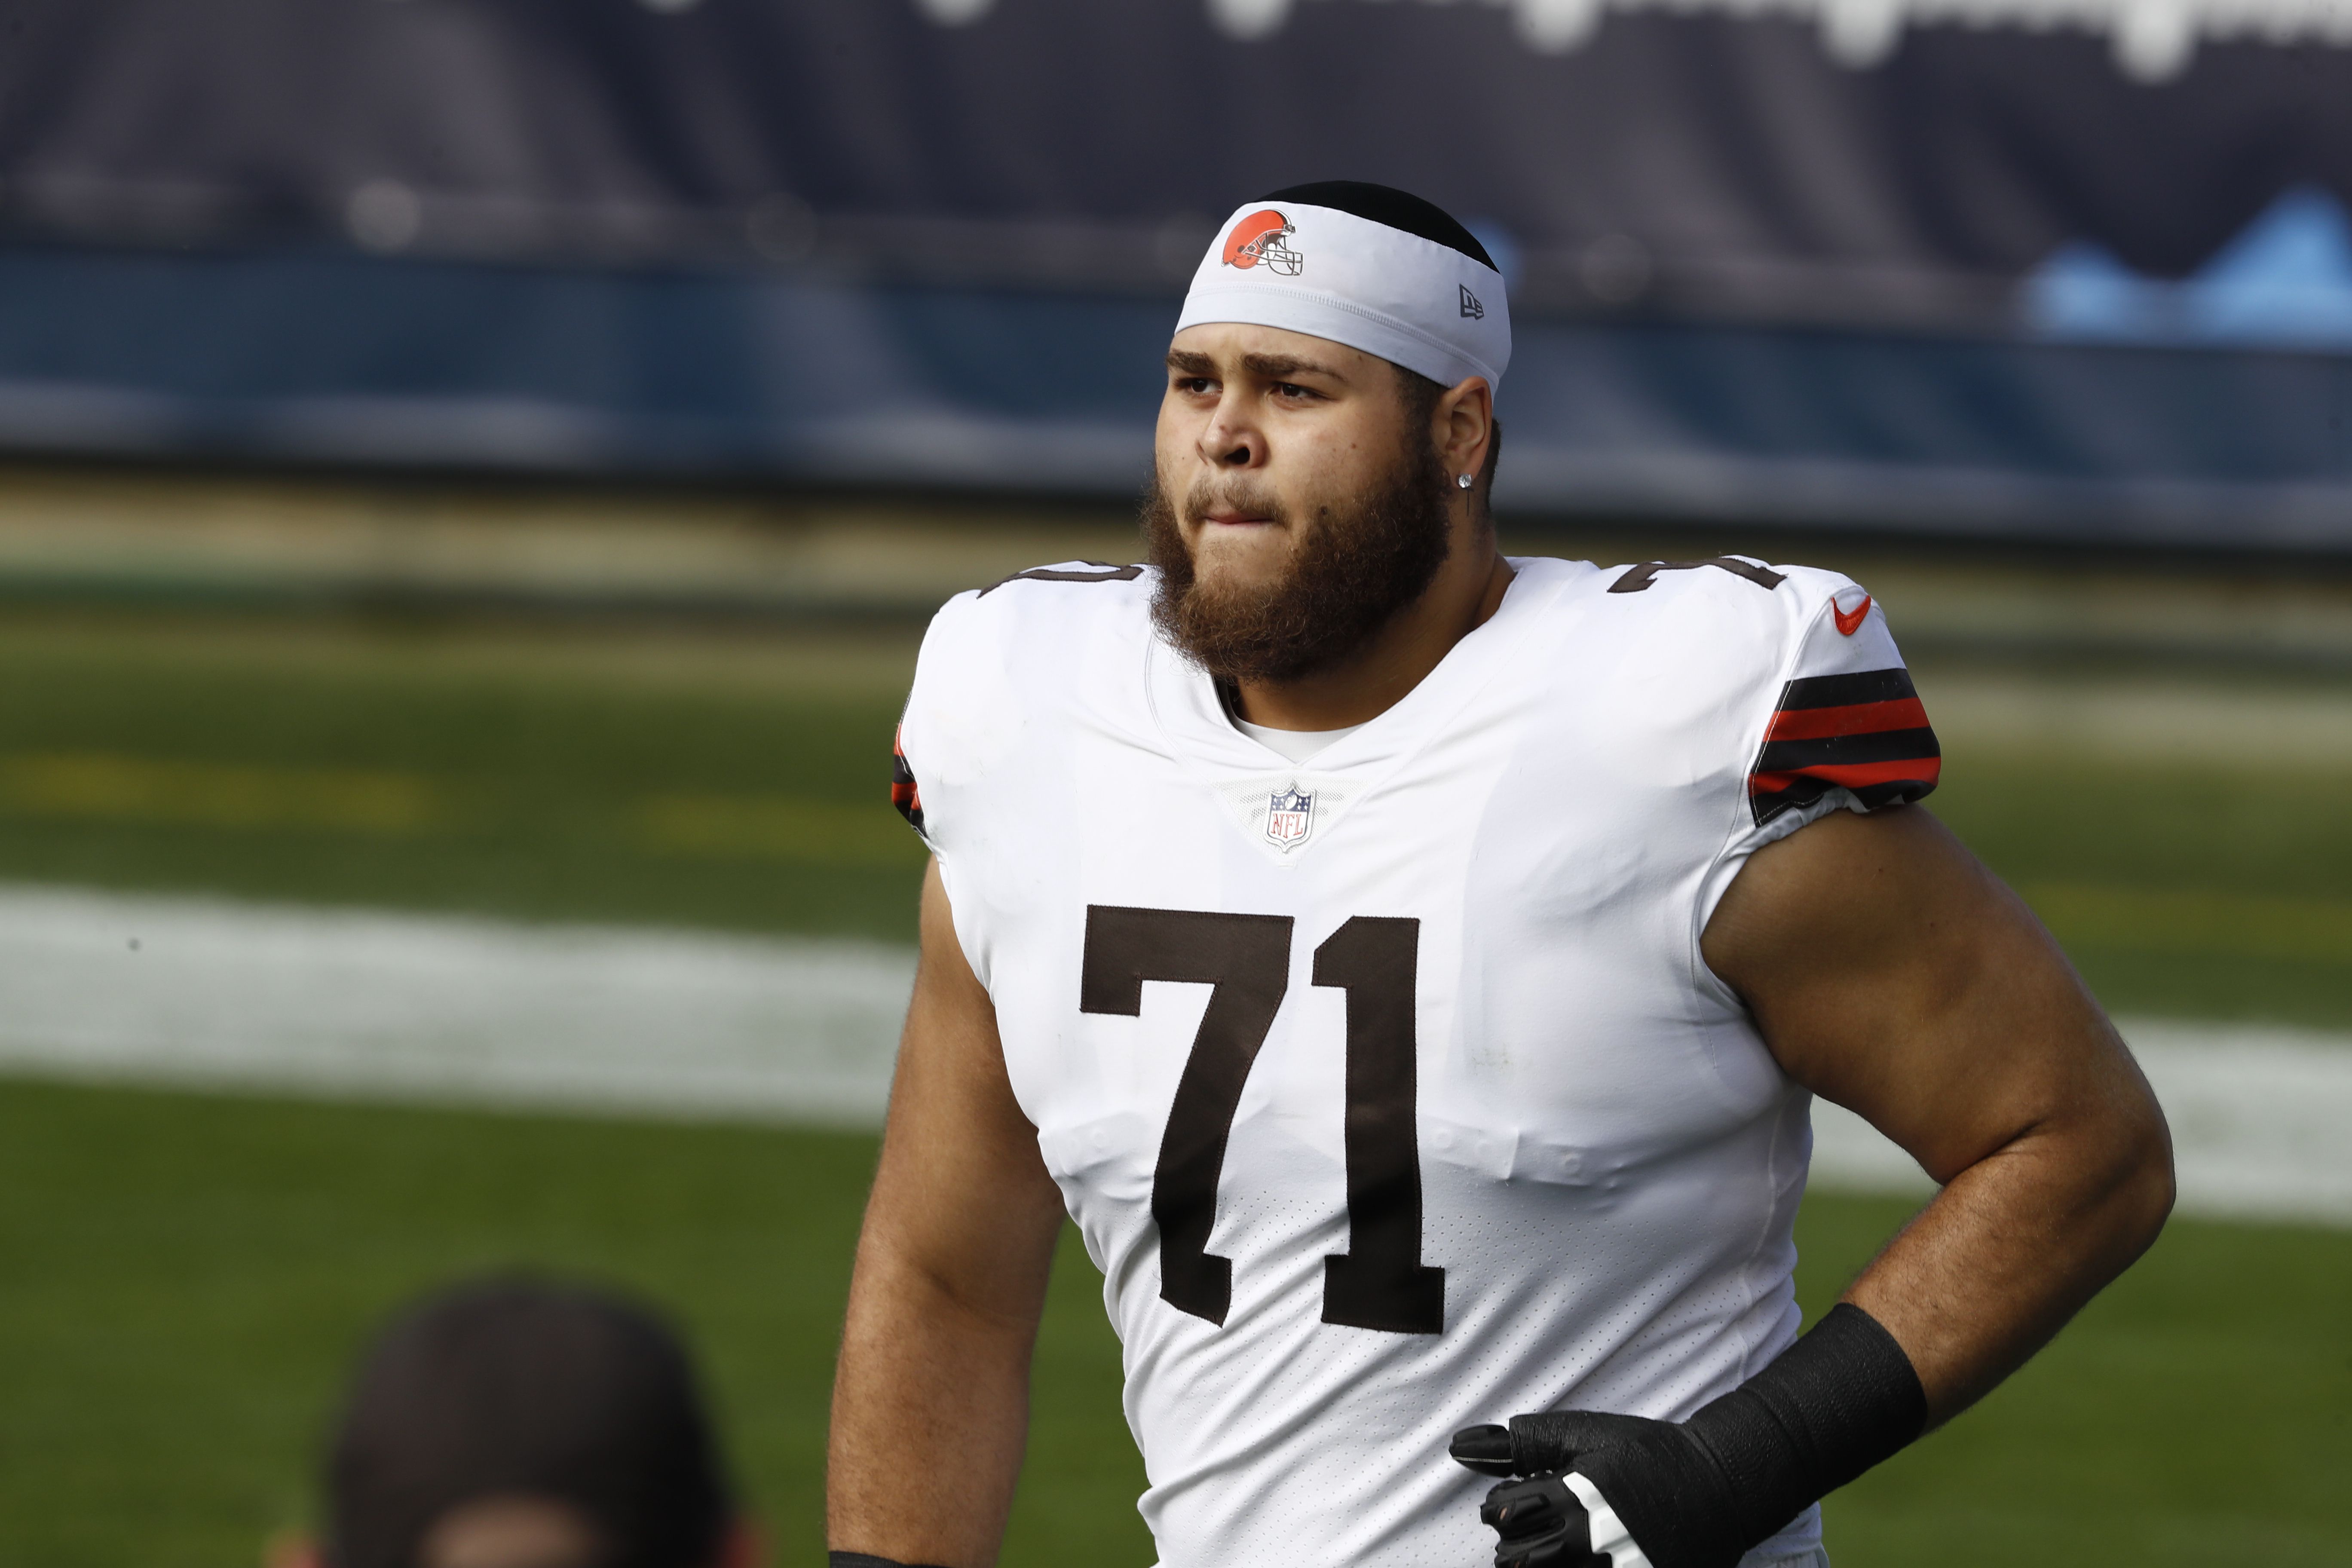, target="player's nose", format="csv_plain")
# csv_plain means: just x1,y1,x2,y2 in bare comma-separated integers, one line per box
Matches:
1197,397,1264,469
